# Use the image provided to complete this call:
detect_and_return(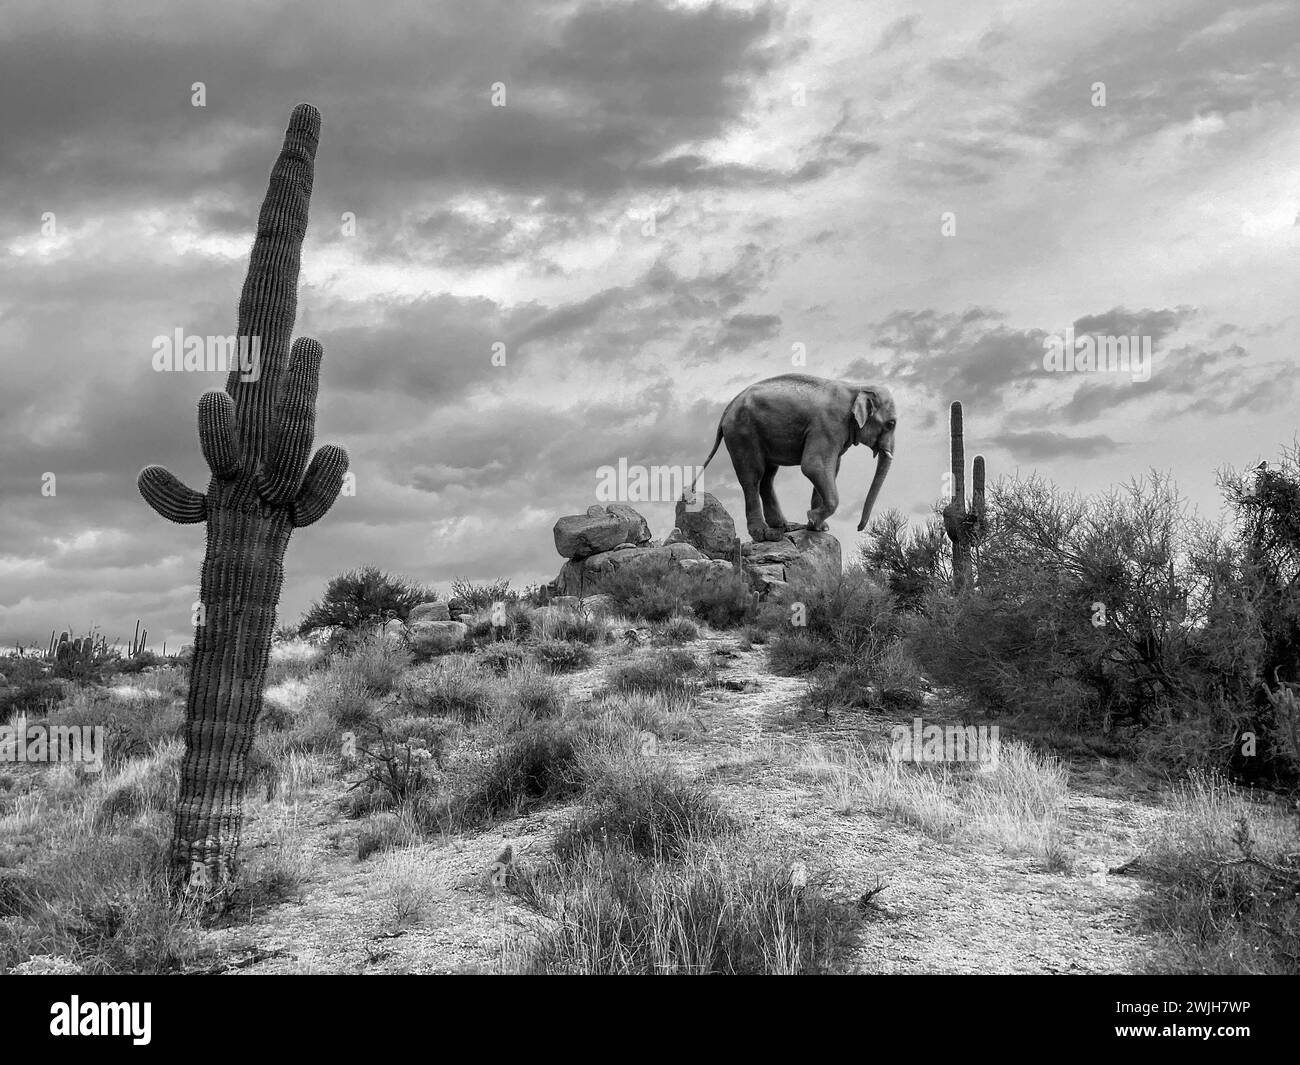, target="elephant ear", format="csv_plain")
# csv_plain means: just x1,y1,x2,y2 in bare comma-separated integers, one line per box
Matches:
852,390,876,428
